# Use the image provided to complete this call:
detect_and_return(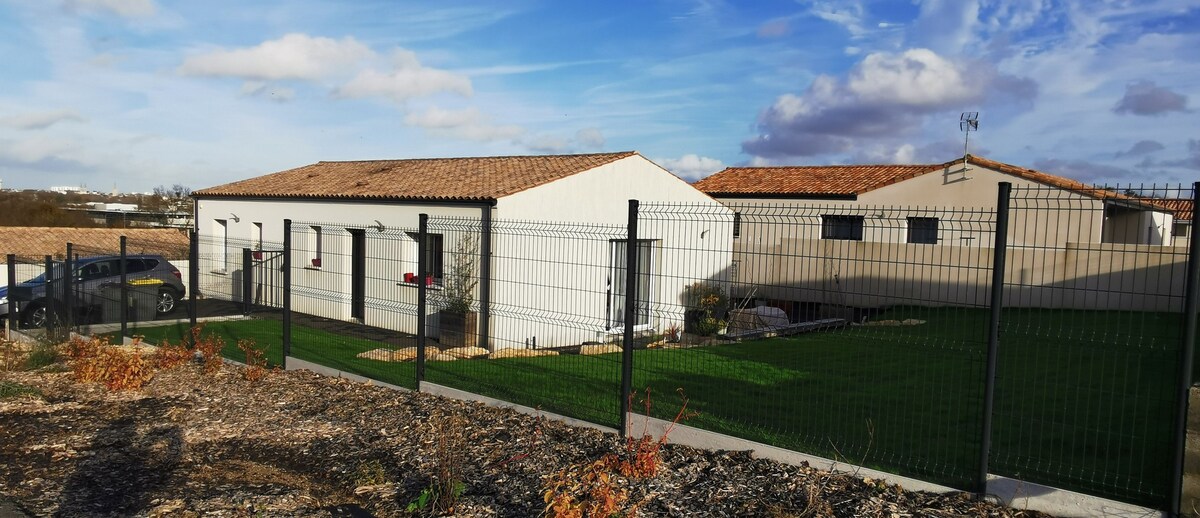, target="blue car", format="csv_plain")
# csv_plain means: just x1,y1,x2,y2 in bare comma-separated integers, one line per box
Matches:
0,255,186,328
